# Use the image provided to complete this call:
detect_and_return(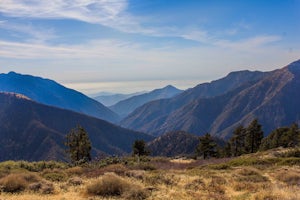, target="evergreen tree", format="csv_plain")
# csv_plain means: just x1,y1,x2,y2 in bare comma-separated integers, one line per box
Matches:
223,142,232,158
286,123,299,147
245,119,263,153
230,125,246,156
65,125,92,164
132,140,150,156
196,133,217,159
260,123,299,150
